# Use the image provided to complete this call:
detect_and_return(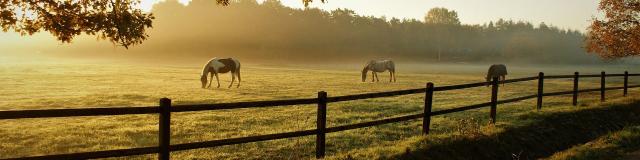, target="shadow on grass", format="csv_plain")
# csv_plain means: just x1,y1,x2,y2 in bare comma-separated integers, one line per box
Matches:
393,100,640,160
547,125,640,160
